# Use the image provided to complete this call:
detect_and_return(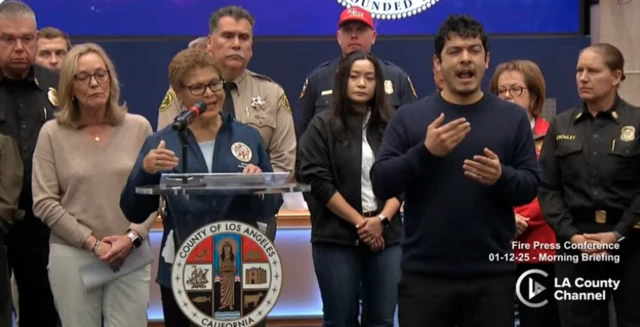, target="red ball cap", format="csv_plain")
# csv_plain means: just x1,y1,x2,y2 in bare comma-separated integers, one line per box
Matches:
338,6,374,29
